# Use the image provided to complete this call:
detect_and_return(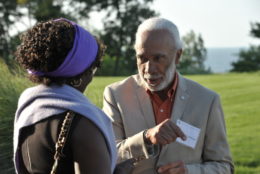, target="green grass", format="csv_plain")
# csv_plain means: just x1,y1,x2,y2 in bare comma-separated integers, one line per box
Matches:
1,60,260,173
187,73,260,174
0,60,32,173
85,76,124,108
